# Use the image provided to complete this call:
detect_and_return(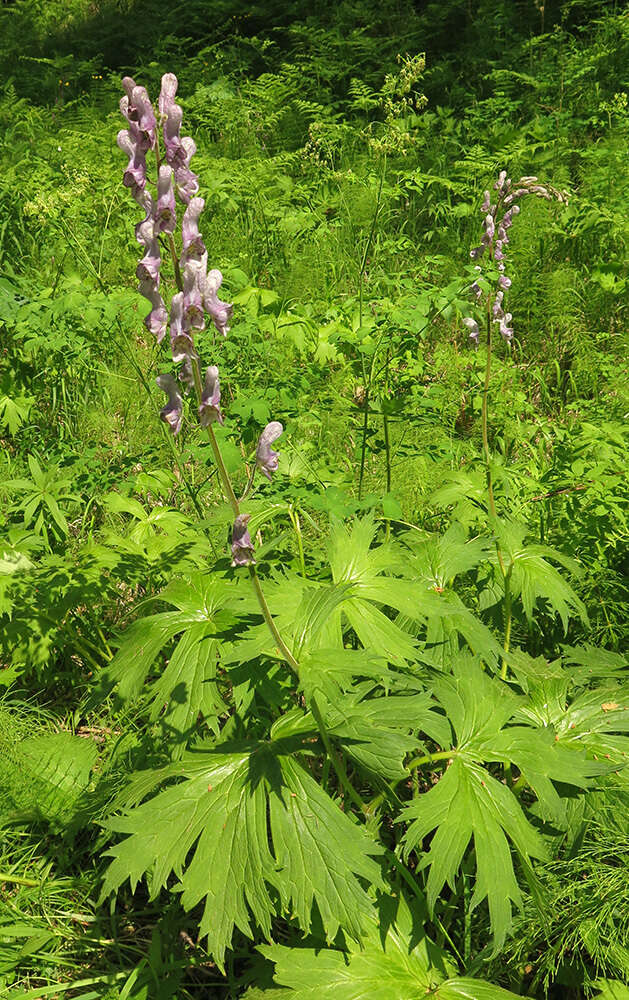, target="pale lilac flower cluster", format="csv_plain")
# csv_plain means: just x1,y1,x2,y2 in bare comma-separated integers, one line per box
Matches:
463,171,565,346
117,74,233,356
117,74,284,569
